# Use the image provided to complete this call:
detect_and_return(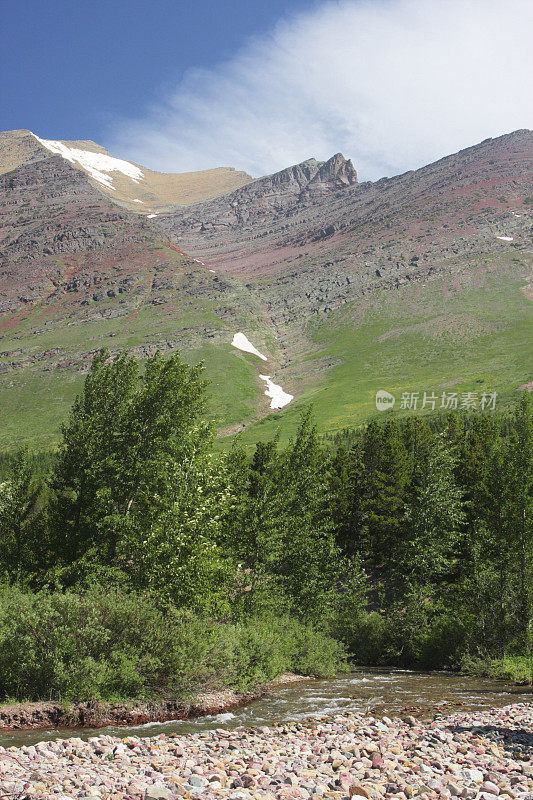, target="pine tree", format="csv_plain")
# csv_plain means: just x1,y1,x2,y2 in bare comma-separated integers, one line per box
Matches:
401,434,465,591
0,450,41,577
350,421,412,597
500,394,533,651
